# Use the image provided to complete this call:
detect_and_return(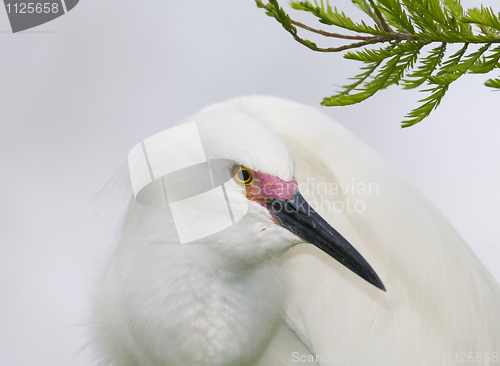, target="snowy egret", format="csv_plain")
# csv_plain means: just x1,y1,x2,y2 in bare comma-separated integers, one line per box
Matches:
92,96,500,366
